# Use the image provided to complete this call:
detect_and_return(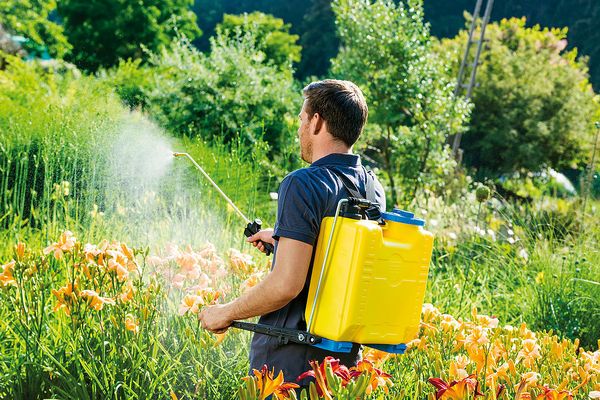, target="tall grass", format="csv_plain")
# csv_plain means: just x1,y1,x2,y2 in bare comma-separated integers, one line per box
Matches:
422,190,600,348
0,55,122,237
